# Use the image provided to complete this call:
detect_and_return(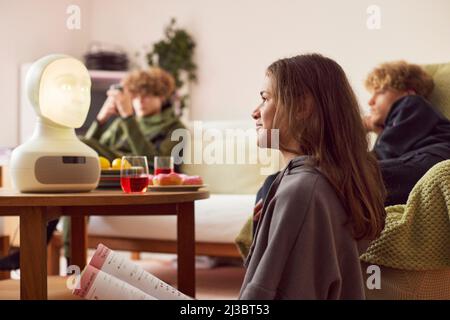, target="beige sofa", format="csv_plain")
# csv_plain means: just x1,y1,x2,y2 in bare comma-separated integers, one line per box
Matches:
86,120,281,258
